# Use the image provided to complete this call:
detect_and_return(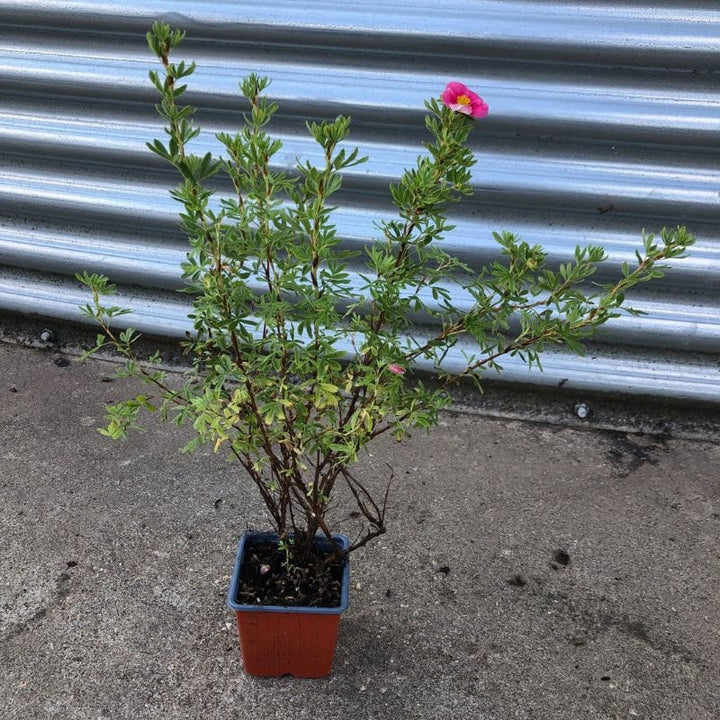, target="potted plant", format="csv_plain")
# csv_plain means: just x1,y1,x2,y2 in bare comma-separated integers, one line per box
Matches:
76,22,693,677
